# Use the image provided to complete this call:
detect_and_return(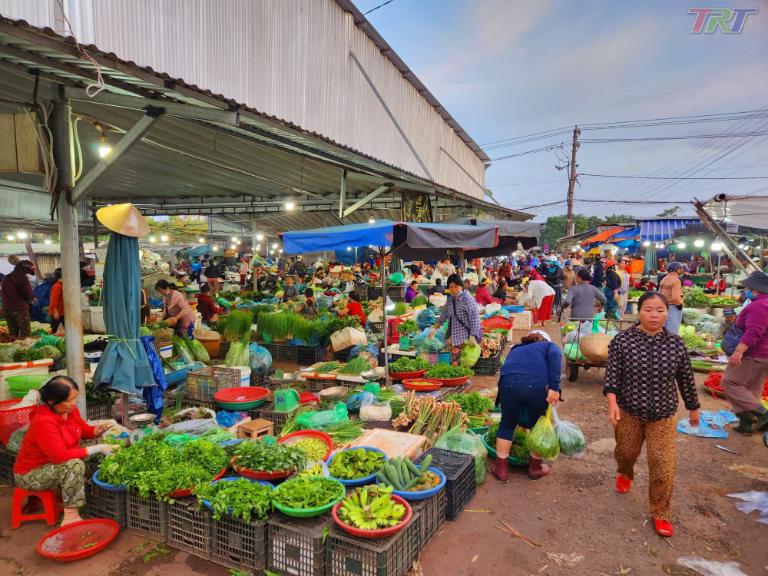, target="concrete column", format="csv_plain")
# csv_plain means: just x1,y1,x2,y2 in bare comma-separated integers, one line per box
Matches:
52,99,86,414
